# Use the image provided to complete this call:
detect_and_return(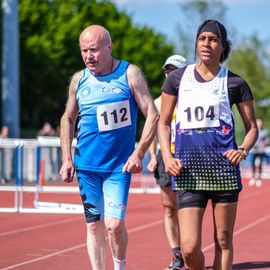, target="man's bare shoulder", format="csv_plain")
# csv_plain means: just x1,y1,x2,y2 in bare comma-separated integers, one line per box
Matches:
126,63,147,89
68,70,85,93
127,63,142,76
71,70,84,83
